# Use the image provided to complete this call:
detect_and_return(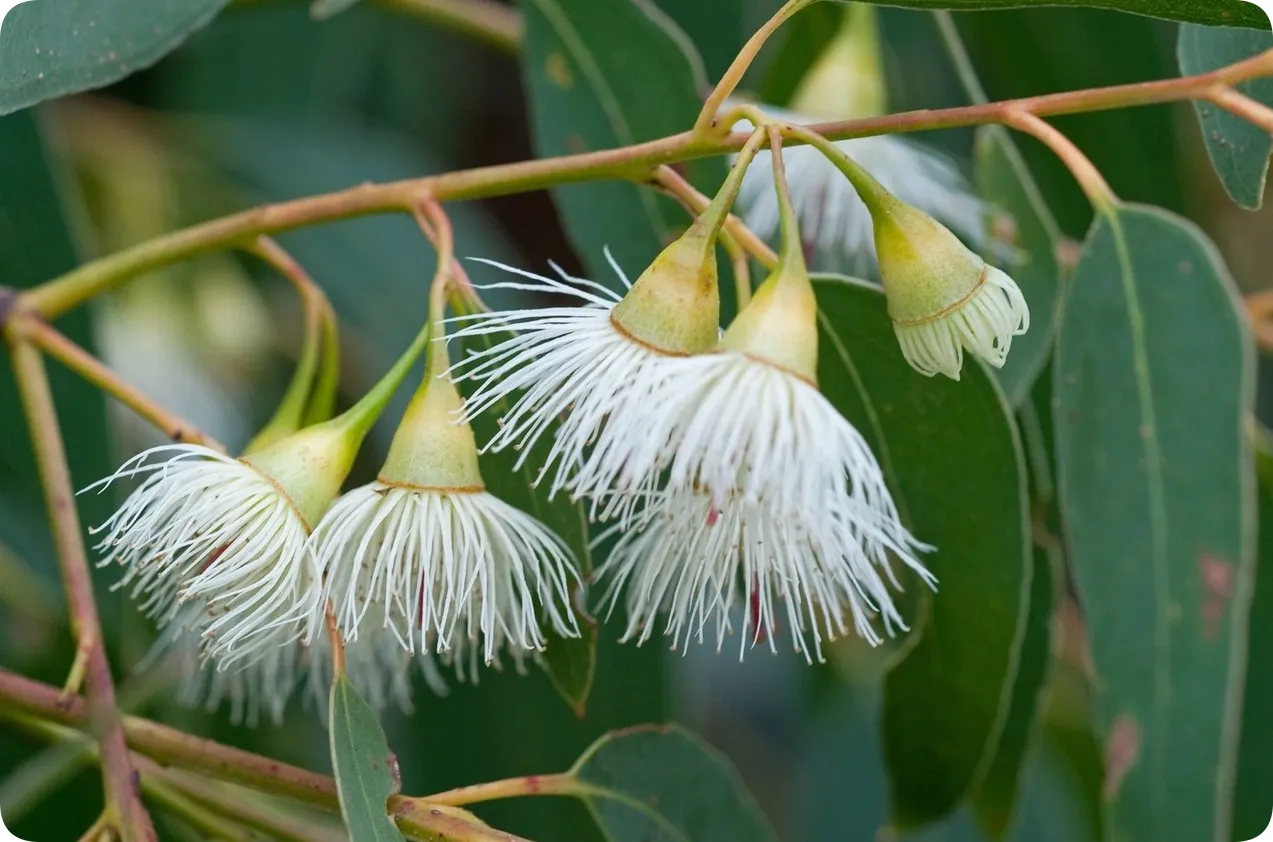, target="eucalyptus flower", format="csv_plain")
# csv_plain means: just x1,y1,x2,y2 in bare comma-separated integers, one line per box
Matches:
311,332,580,670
